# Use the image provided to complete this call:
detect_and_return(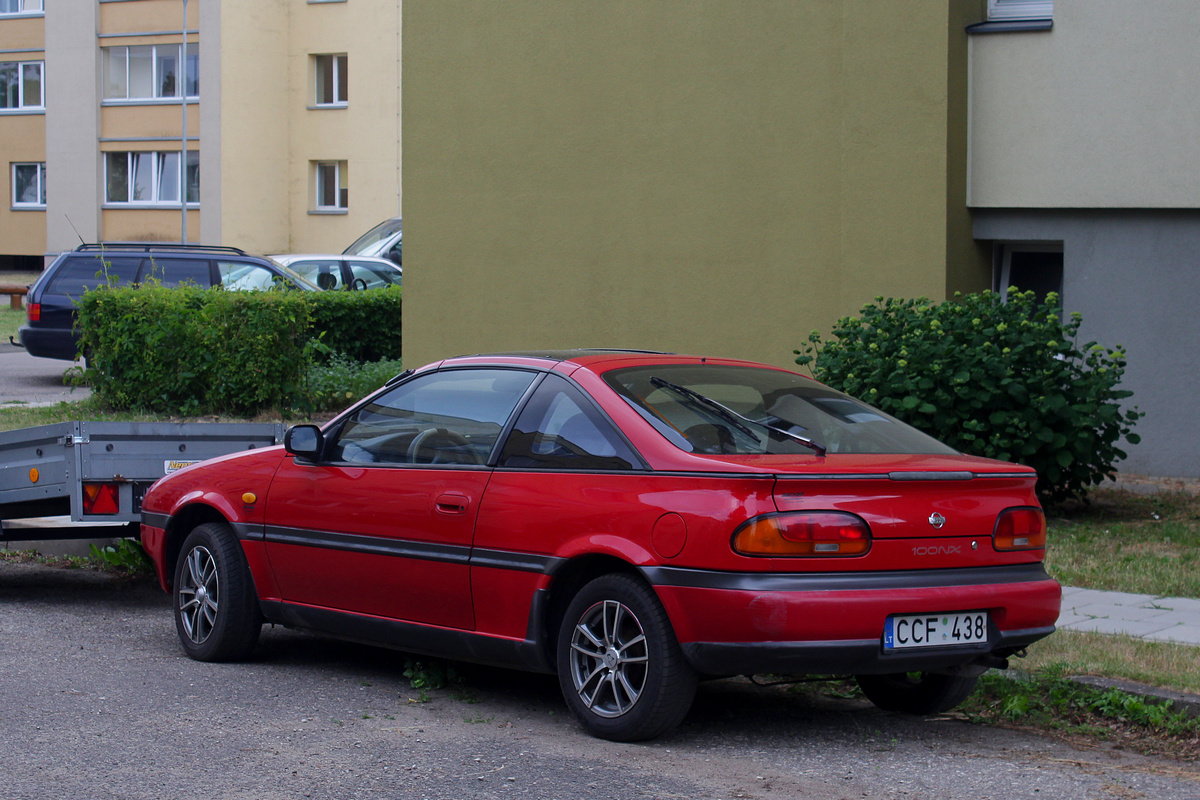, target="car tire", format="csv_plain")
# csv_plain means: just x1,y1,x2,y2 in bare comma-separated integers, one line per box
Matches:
173,522,262,662
556,573,697,742
855,671,979,715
